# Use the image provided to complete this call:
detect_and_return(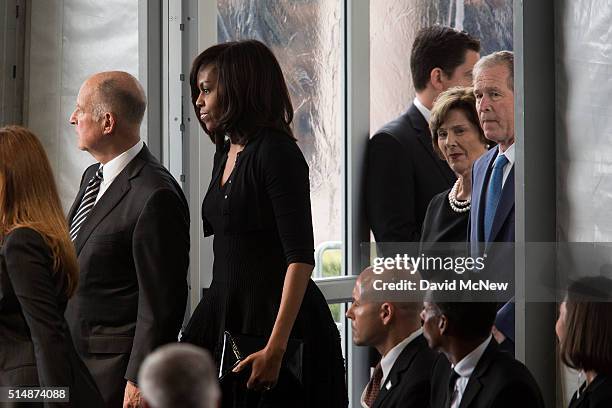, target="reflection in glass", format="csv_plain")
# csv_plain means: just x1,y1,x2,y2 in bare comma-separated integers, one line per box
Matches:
370,0,513,132
218,0,343,260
